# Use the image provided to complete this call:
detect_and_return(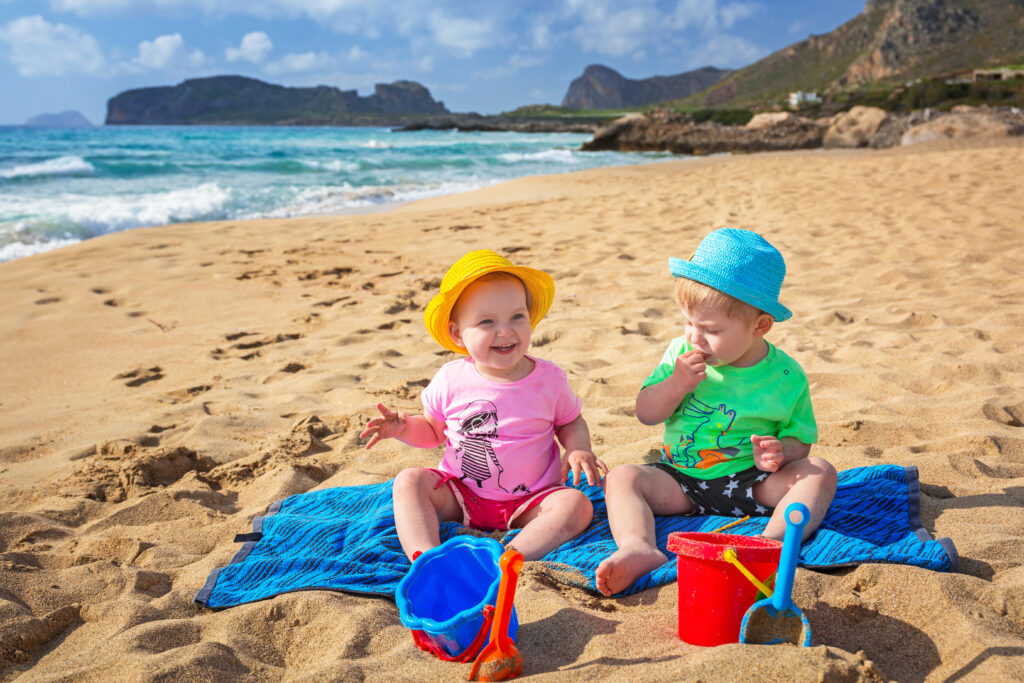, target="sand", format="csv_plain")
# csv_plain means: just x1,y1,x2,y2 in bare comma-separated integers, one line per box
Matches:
2,137,1023,682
